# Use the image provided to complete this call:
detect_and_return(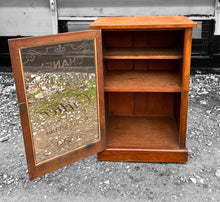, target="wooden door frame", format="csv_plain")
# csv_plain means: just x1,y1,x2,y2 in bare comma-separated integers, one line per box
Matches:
8,30,105,180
